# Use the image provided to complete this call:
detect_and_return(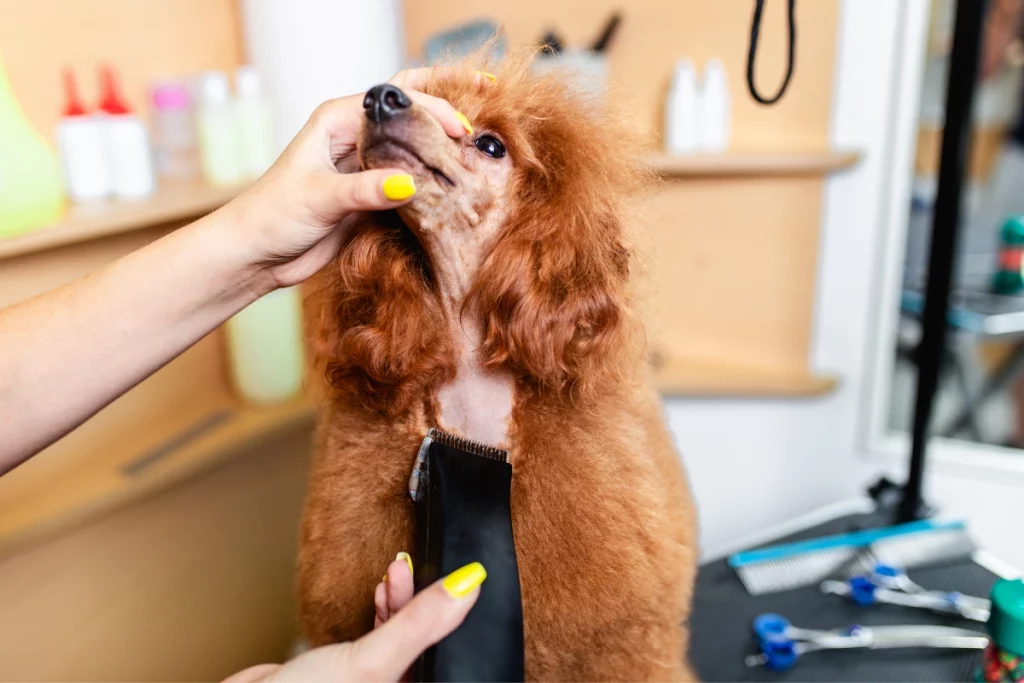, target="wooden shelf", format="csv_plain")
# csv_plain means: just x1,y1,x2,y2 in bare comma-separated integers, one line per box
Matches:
654,354,839,397
648,151,861,178
0,396,315,556
0,179,245,261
